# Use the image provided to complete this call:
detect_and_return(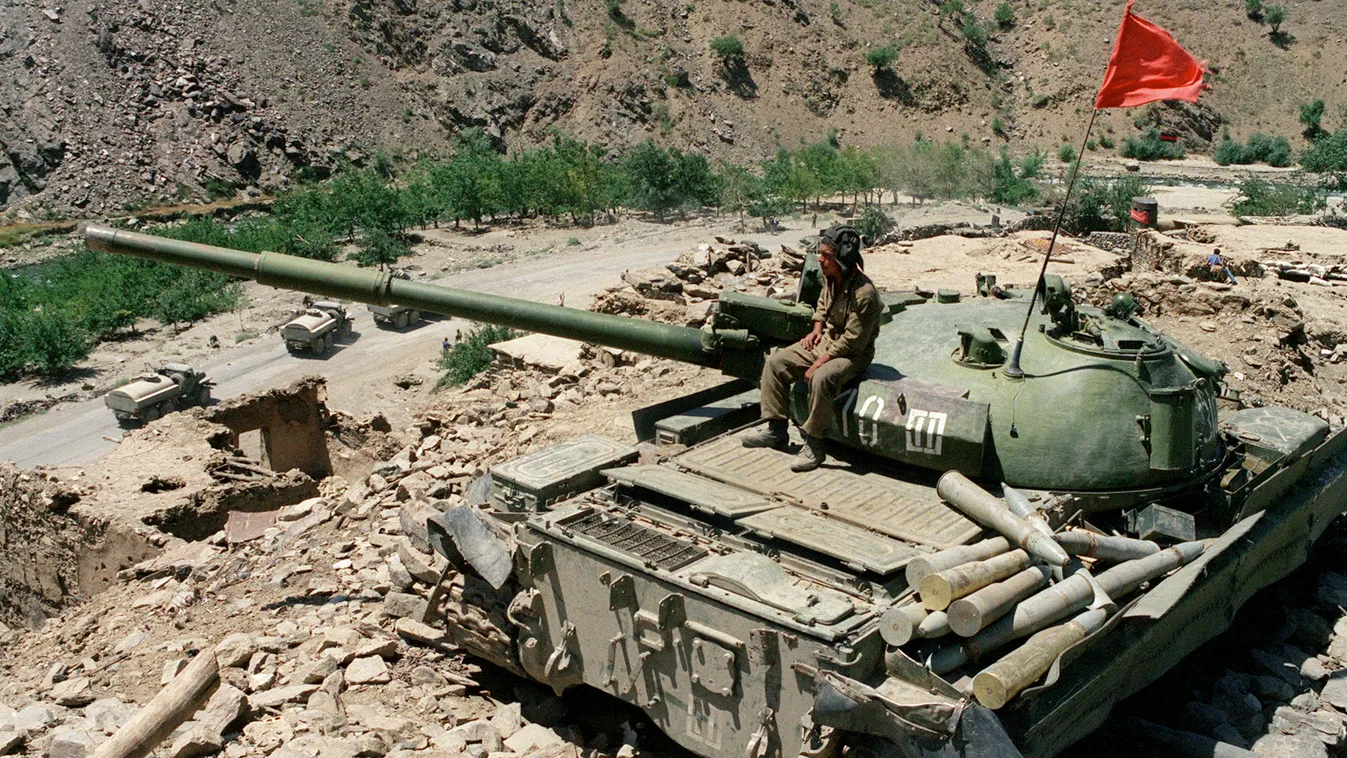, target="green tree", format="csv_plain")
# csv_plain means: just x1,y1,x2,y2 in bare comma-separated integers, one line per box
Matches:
1265,4,1285,33
866,44,898,71
994,2,1014,29
718,163,765,221
621,141,683,222
1301,100,1327,141
990,147,1037,205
